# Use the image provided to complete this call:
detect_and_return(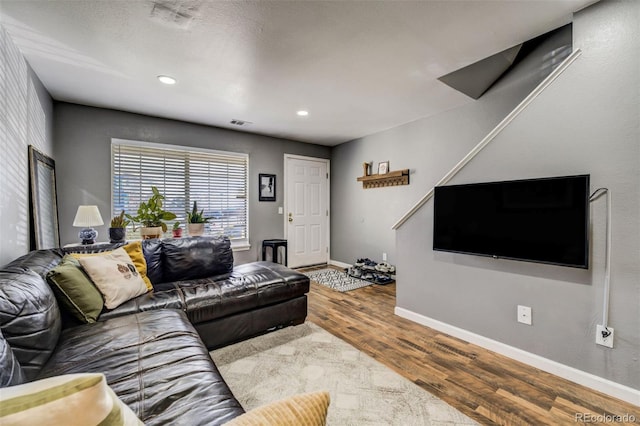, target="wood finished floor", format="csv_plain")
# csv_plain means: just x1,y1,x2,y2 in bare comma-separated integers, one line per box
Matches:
304,270,640,425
